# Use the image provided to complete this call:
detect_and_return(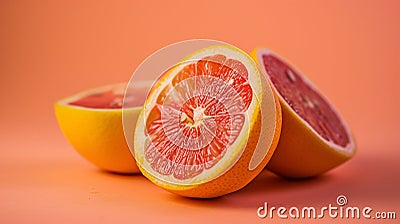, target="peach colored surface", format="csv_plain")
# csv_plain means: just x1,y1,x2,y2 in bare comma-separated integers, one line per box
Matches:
1,0,399,223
